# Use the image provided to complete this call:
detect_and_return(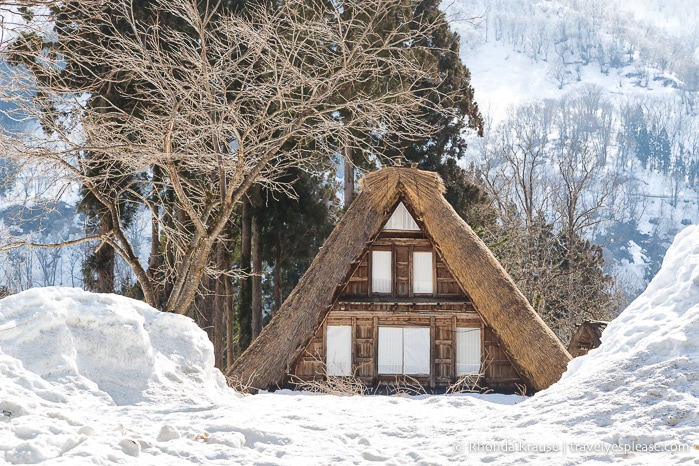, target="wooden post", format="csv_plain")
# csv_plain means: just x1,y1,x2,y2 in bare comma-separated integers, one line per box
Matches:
368,250,373,297
373,316,379,385
322,320,328,378
408,244,414,298
430,316,436,389
480,323,486,386
451,315,458,383
432,250,437,297
391,244,396,298
351,316,357,376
